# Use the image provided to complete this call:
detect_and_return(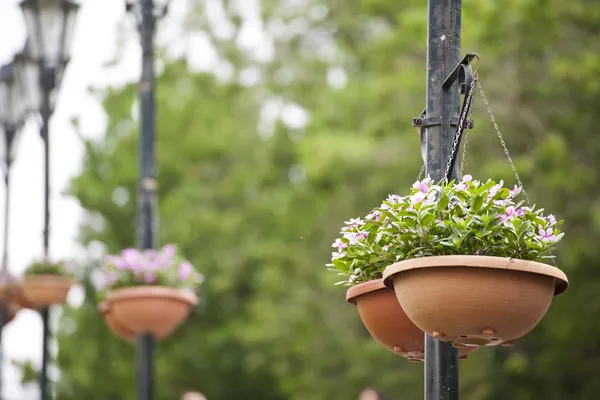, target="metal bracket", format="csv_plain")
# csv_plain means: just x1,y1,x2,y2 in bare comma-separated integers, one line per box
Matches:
414,53,479,181
412,113,474,129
